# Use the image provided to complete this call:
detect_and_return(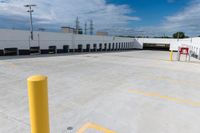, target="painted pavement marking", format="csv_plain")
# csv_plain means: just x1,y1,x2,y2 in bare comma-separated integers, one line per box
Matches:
77,122,116,133
129,89,200,107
